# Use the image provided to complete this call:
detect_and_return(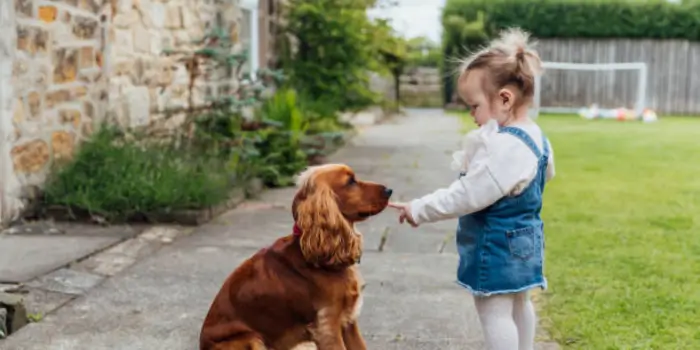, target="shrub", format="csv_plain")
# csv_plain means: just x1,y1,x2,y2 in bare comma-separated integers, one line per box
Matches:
443,0,700,42
278,0,382,112
42,126,232,222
